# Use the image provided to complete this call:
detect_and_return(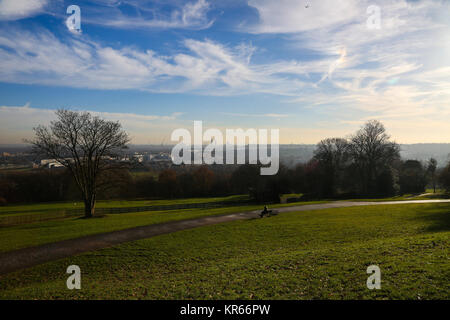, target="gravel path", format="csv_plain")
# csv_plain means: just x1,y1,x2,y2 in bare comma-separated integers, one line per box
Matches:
1,199,449,275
